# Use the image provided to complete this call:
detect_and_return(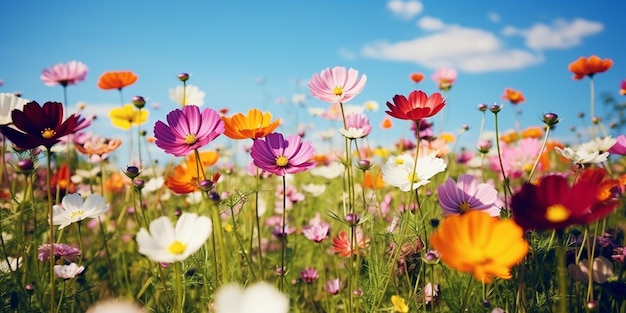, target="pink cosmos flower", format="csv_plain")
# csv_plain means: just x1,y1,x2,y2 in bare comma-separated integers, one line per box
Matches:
41,61,88,87
37,243,81,262
154,105,224,157
250,132,316,176
302,223,330,243
621,80,626,96
300,267,319,284
326,278,341,294
339,112,372,139
608,134,626,155
431,68,457,91
489,138,541,179
438,174,501,217
308,66,367,104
